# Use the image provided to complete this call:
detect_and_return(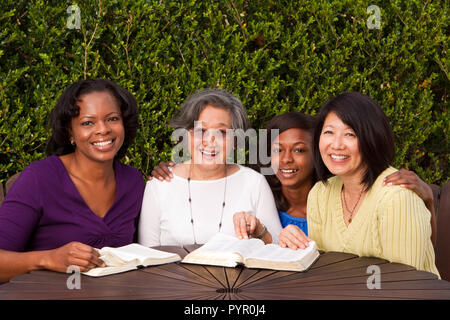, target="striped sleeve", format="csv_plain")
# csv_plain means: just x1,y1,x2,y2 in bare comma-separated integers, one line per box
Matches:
306,182,324,250
379,188,439,277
